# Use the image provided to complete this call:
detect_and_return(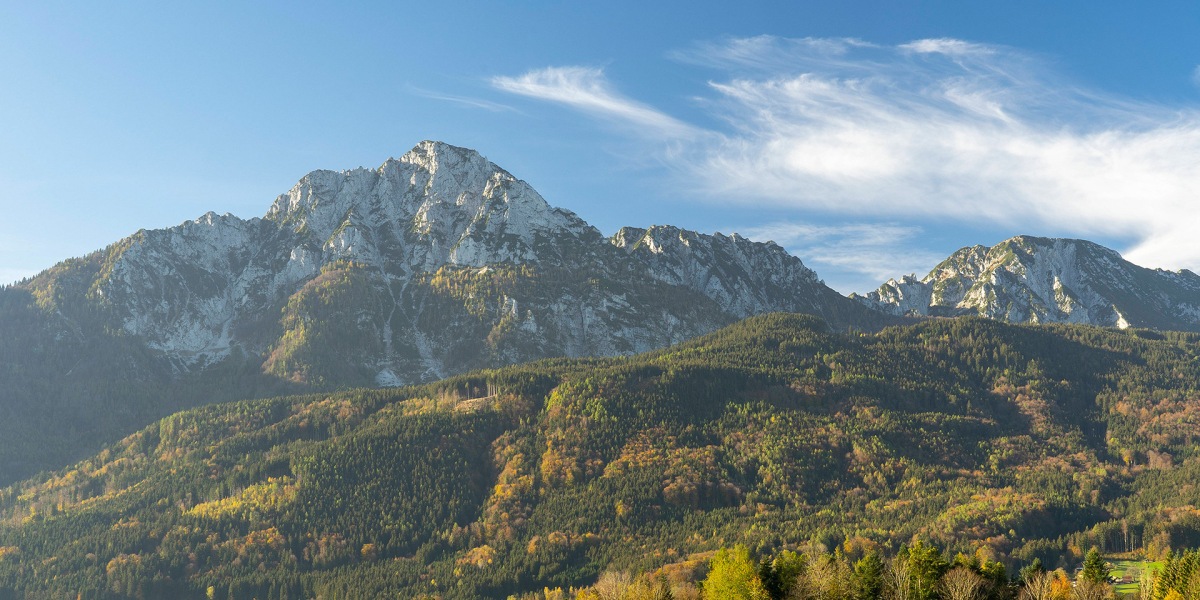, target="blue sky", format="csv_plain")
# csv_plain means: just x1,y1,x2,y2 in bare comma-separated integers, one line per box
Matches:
3,1,1200,292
